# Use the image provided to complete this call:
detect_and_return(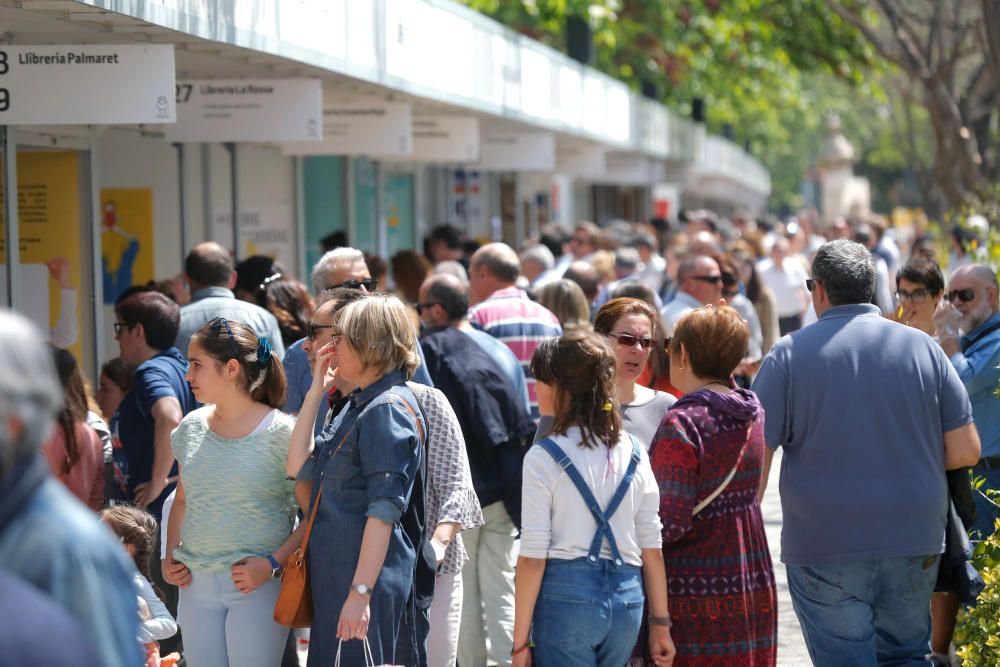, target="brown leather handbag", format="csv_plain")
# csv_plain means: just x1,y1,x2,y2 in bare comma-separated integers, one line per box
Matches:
274,426,351,628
